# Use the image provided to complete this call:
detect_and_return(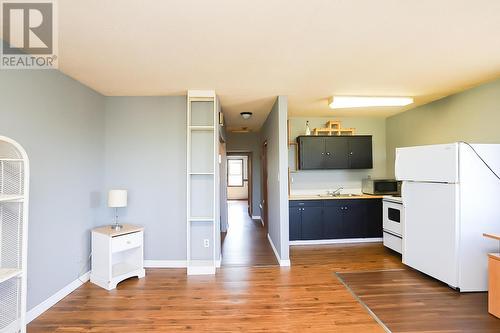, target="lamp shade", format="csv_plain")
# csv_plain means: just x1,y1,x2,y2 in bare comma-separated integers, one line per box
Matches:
108,190,127,208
